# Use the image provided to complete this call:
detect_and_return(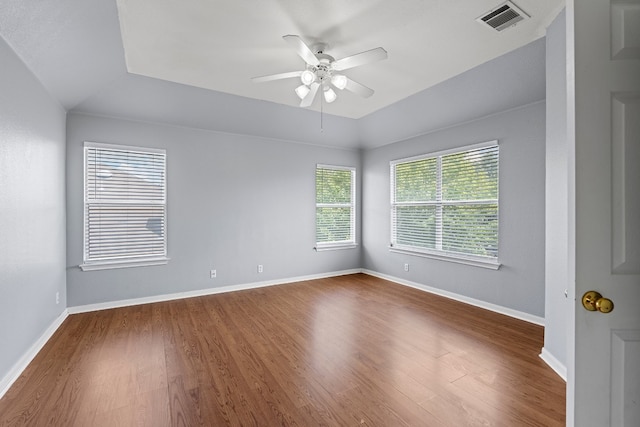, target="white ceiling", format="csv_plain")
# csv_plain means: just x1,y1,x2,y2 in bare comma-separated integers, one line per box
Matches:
116,0,563,119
